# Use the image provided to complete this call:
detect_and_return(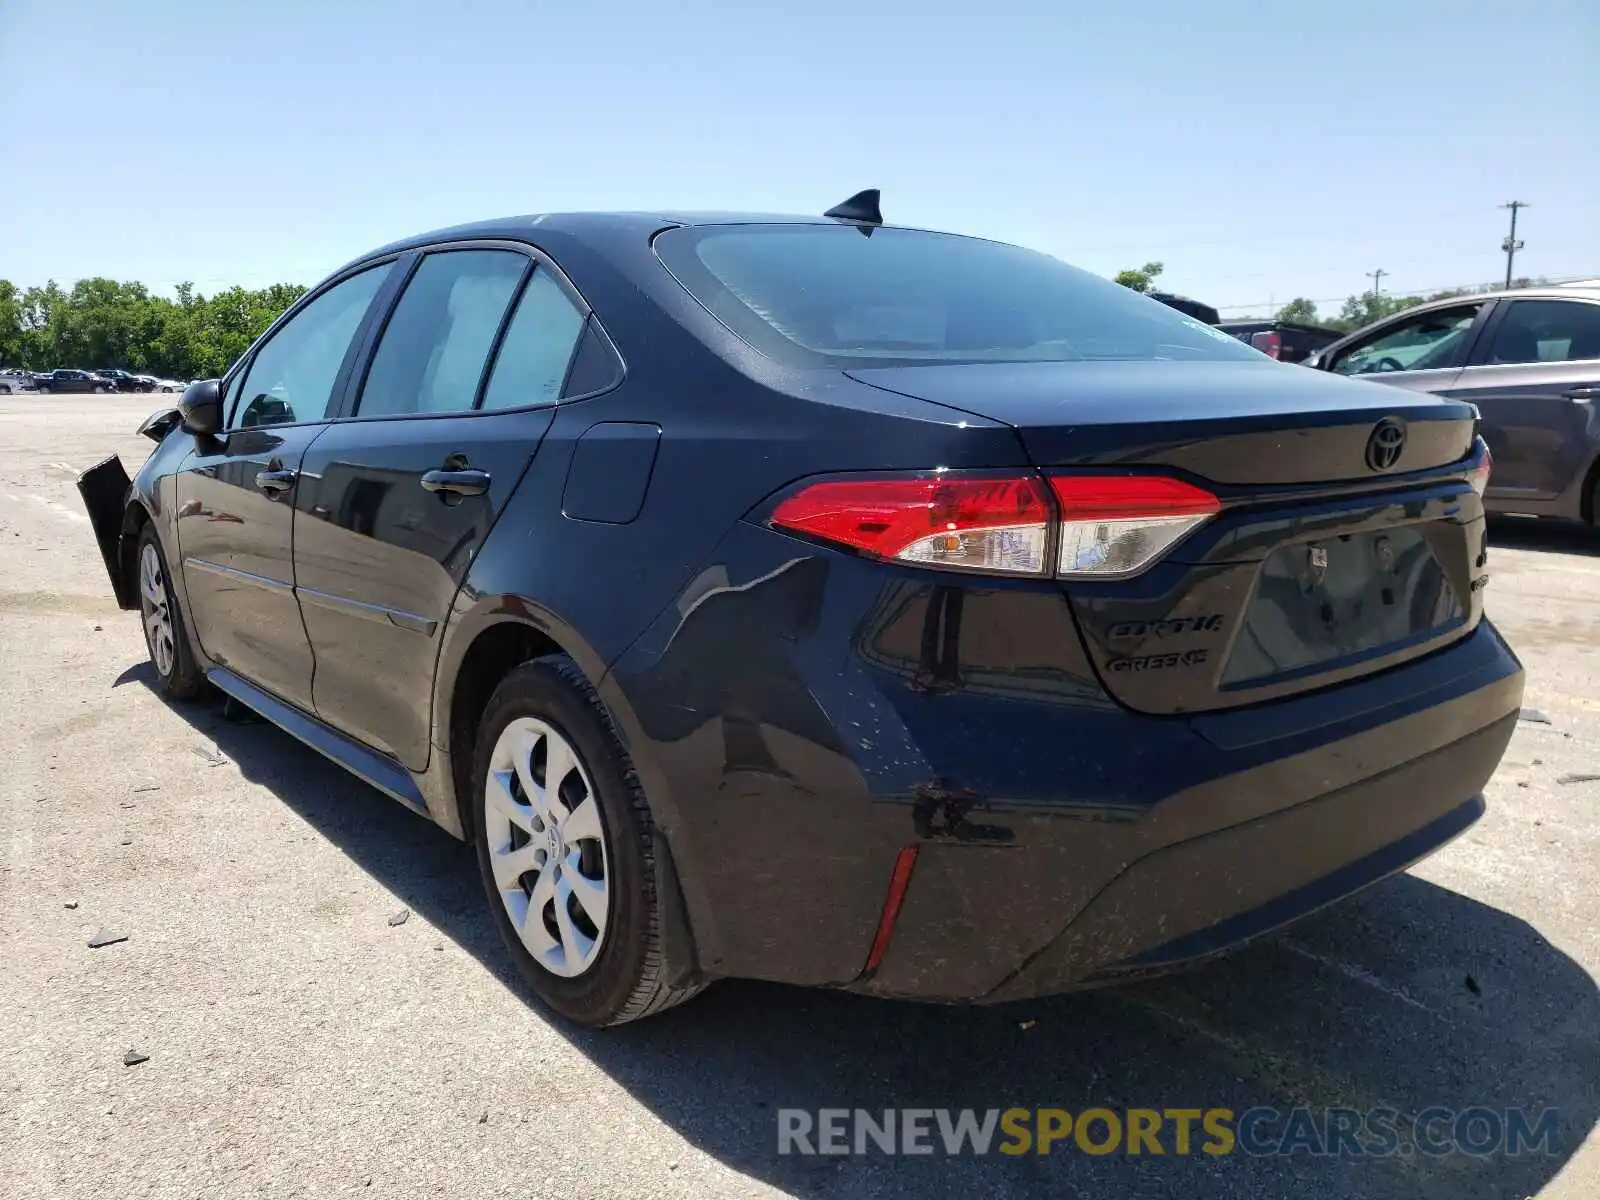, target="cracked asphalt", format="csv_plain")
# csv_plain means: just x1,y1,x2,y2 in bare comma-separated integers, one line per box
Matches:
2,393,1597,1198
